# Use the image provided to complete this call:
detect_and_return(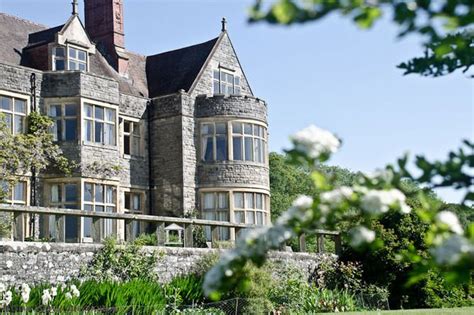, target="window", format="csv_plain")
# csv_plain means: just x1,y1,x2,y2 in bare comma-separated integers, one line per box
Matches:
213,69,240,95
202,192,229,240
49,183,78,242
232,122,266,163
233,192,268,225
53,46,87,71
83,183,116,240
201,122,227,161
0,95,27,134
49,103,77,141
83,103,116,145
124,191,143,238
1,181,27,205
122,120,141,156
